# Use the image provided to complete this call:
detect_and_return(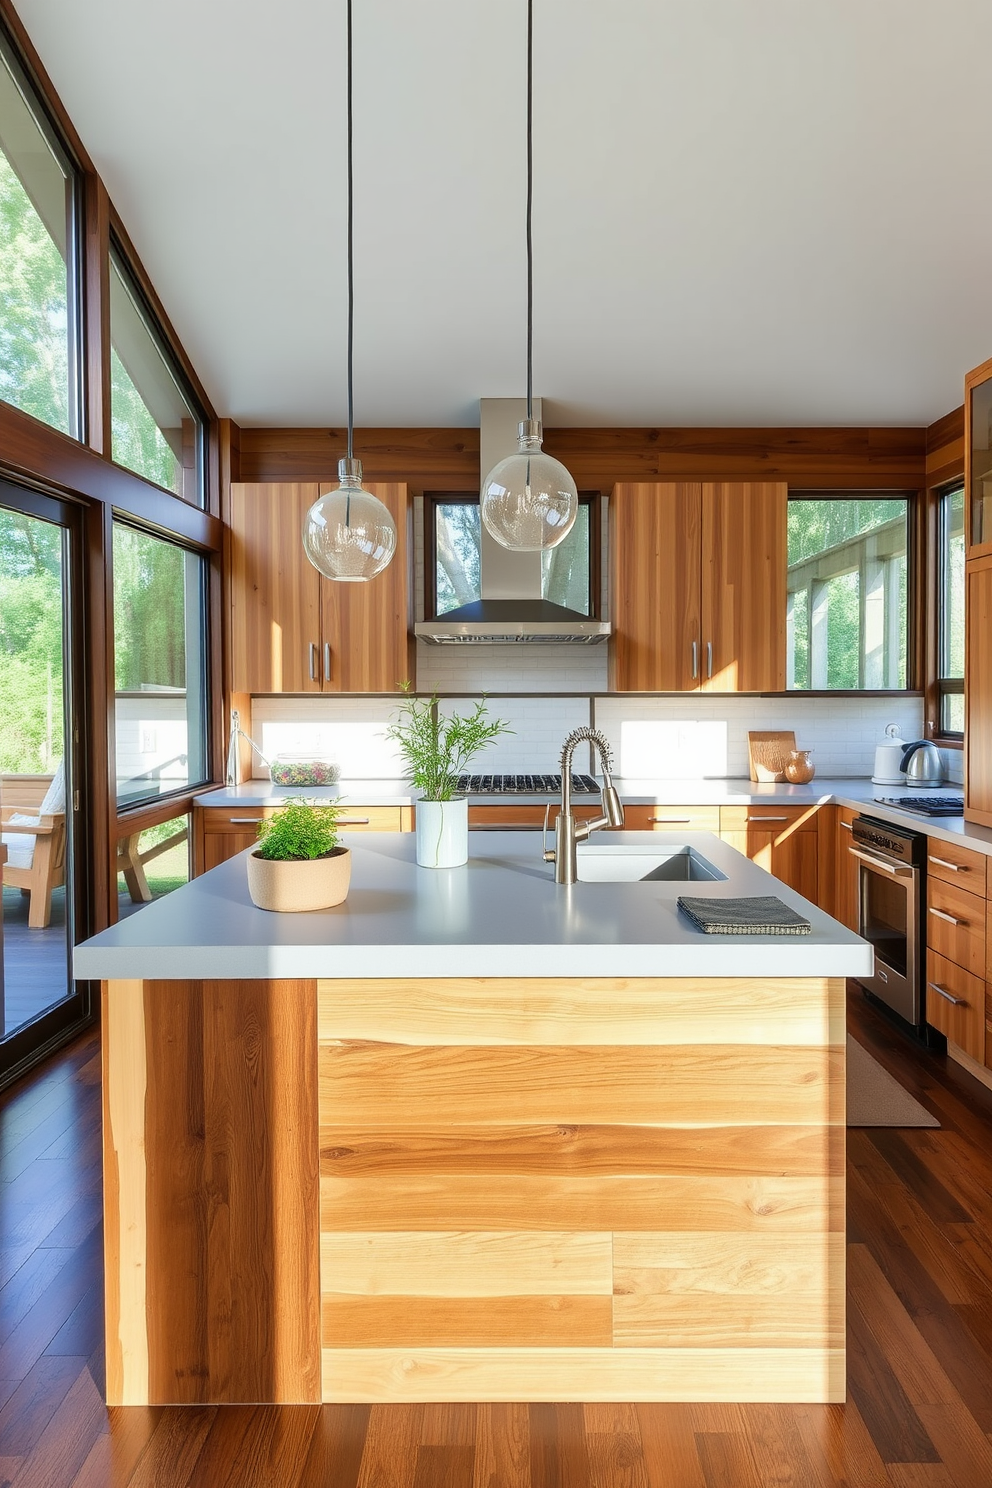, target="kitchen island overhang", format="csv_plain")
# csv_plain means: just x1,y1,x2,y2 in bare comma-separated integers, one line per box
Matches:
78,831,868,1406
